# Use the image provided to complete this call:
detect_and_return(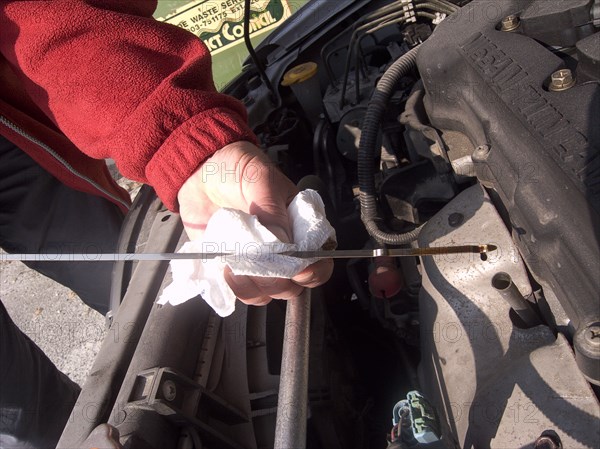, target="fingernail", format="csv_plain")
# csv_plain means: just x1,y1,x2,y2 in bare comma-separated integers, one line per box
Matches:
294,271,315,284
